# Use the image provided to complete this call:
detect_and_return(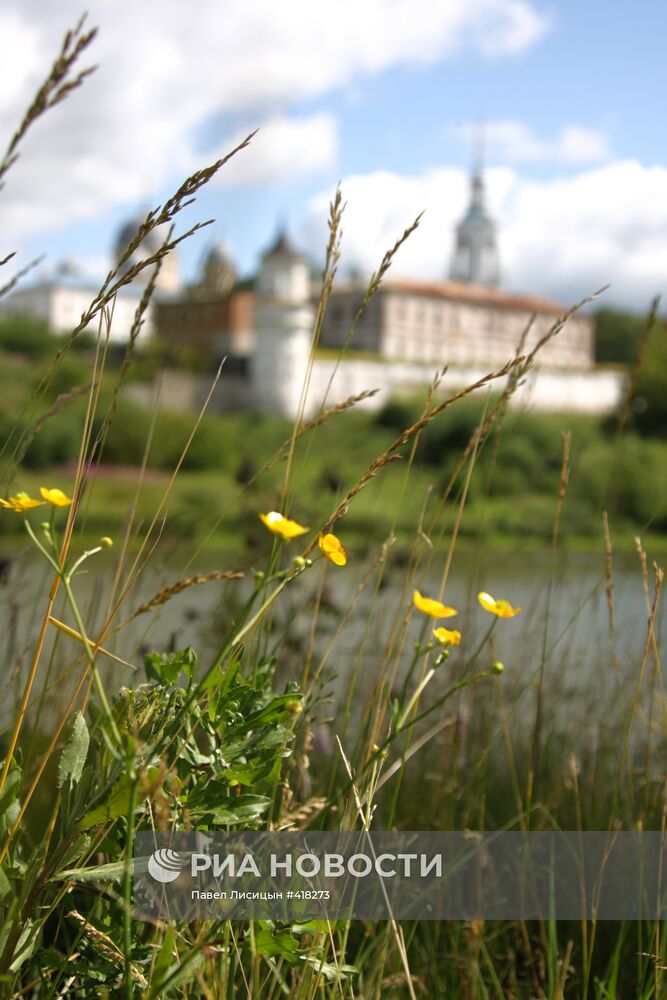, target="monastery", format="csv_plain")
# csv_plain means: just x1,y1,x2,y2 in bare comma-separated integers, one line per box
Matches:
3,167,623,417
